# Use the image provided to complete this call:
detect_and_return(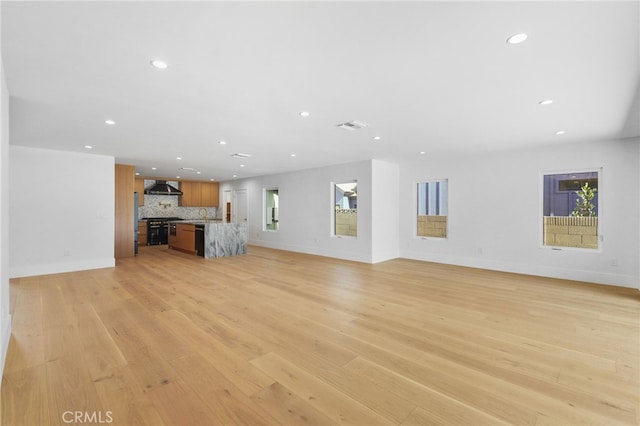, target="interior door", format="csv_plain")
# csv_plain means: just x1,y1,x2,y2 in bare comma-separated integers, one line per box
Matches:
232,188,248,224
